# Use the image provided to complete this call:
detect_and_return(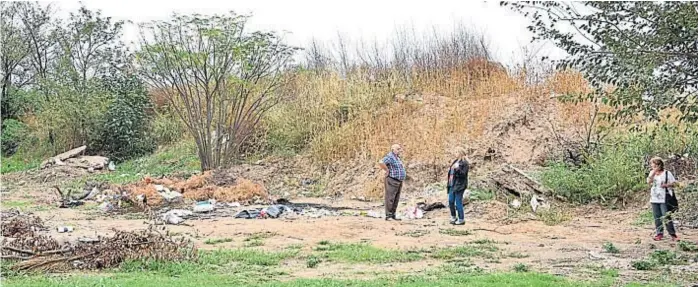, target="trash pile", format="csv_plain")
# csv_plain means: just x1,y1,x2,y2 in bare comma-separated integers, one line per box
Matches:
1,209,196,272
125,171,270,208
40,145,113,173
